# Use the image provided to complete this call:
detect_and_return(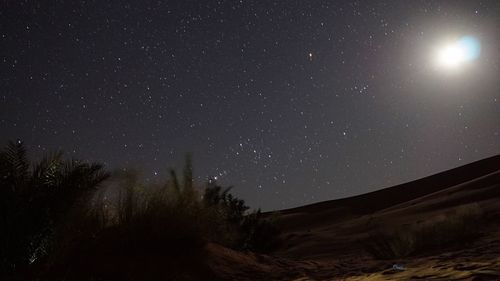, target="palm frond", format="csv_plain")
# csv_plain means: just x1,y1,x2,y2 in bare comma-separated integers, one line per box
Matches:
0,140,30,191
30,151,64,189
